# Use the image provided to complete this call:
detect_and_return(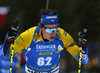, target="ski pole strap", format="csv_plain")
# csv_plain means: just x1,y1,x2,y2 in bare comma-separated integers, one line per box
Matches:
10,44,14,73
78,47,82,73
